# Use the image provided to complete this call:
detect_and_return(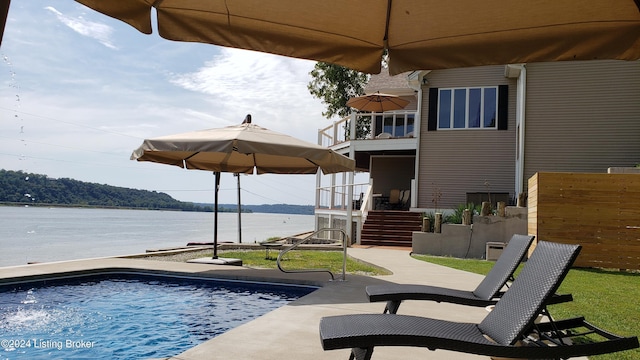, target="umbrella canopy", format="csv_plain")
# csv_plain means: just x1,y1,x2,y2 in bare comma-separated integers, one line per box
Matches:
131,117,354,259
347,93,410,112
75,0,640,74
131,121,355,175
